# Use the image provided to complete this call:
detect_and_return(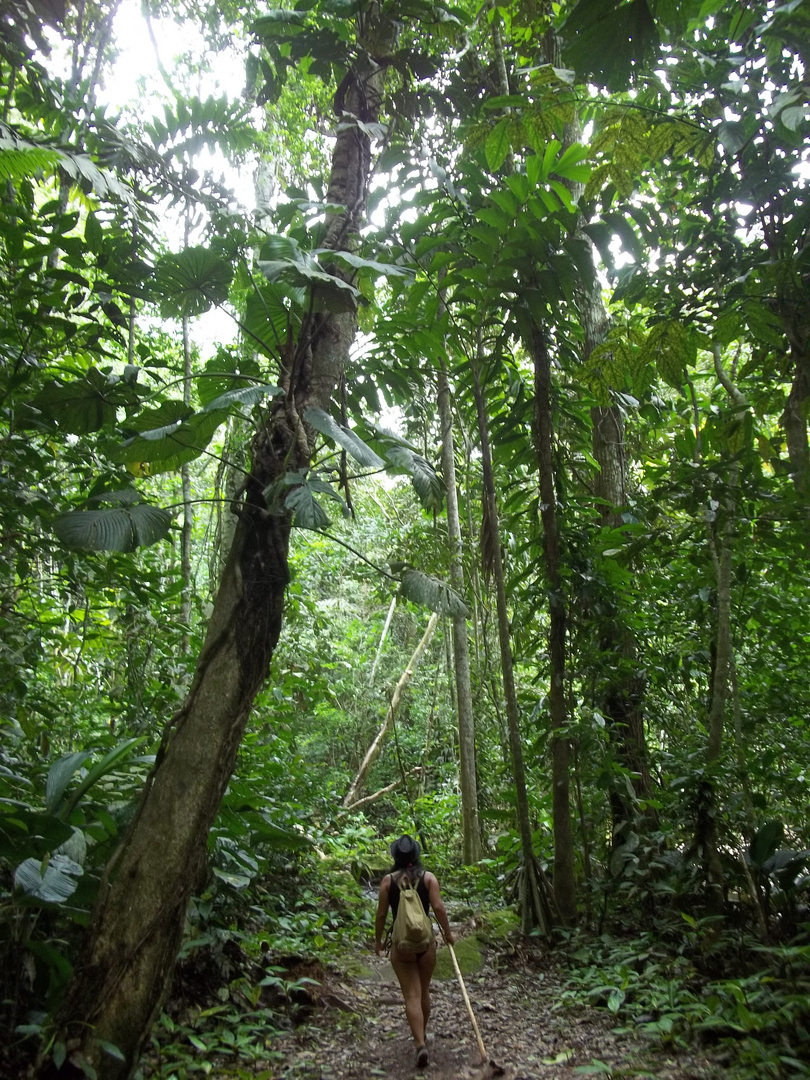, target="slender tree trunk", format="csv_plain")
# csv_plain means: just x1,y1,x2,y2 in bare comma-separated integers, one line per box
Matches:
559,85,654,841
180,308,193,650
343,613,439,808
41,27,391,1078
471,337,551,935
439,359,482,863
698,345,748,906
528,324,577,925
782,345,810,497
591,399,654,833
